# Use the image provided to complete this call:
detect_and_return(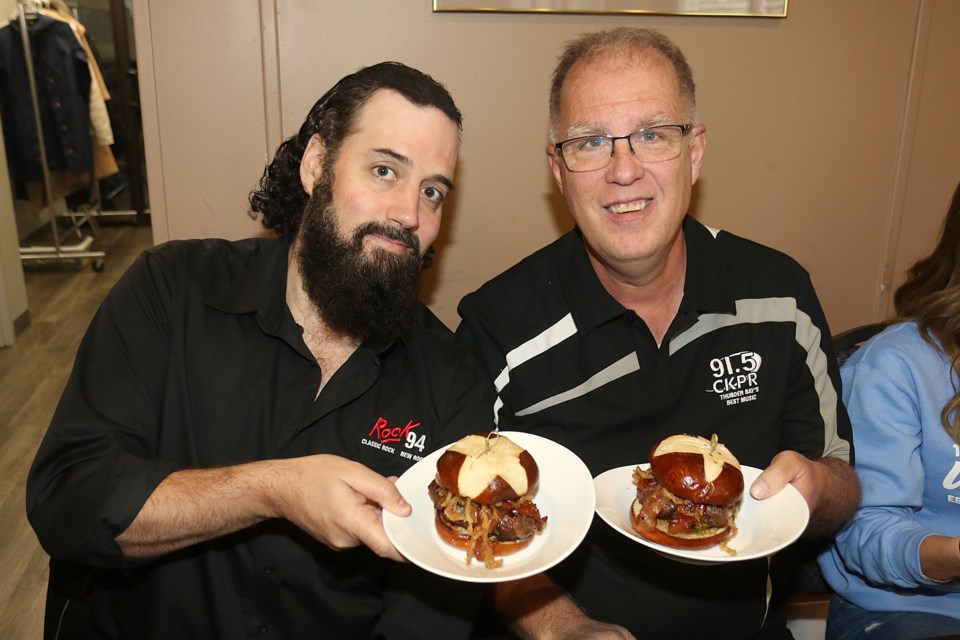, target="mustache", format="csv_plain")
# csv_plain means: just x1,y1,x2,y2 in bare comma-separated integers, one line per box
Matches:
353,222,420,255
